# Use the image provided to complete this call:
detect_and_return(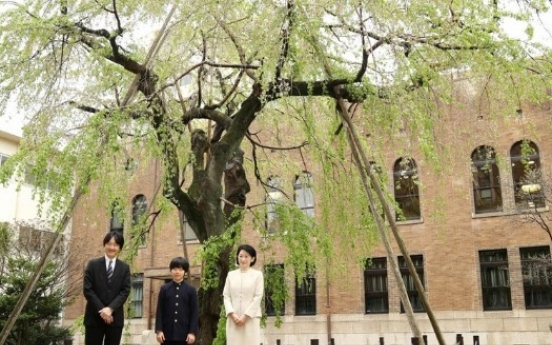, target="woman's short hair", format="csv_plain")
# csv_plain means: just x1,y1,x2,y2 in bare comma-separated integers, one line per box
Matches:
236,244,257,266
169,257,190,272
103,231,125,249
